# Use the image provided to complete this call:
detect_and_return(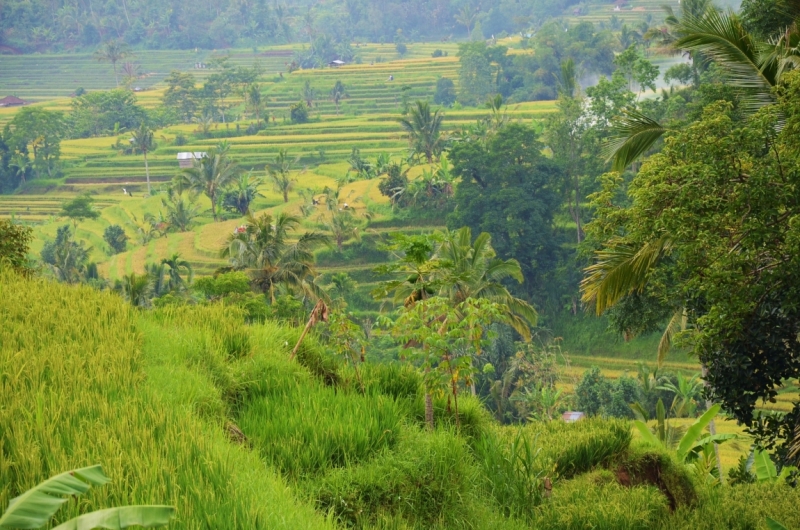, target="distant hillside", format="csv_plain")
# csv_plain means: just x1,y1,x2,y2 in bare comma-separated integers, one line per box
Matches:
0,0,579,52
